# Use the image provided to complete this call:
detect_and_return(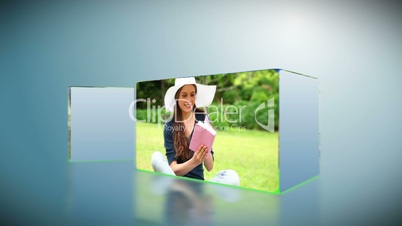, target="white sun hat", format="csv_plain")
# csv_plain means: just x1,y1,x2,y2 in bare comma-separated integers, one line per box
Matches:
164,77,216,112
